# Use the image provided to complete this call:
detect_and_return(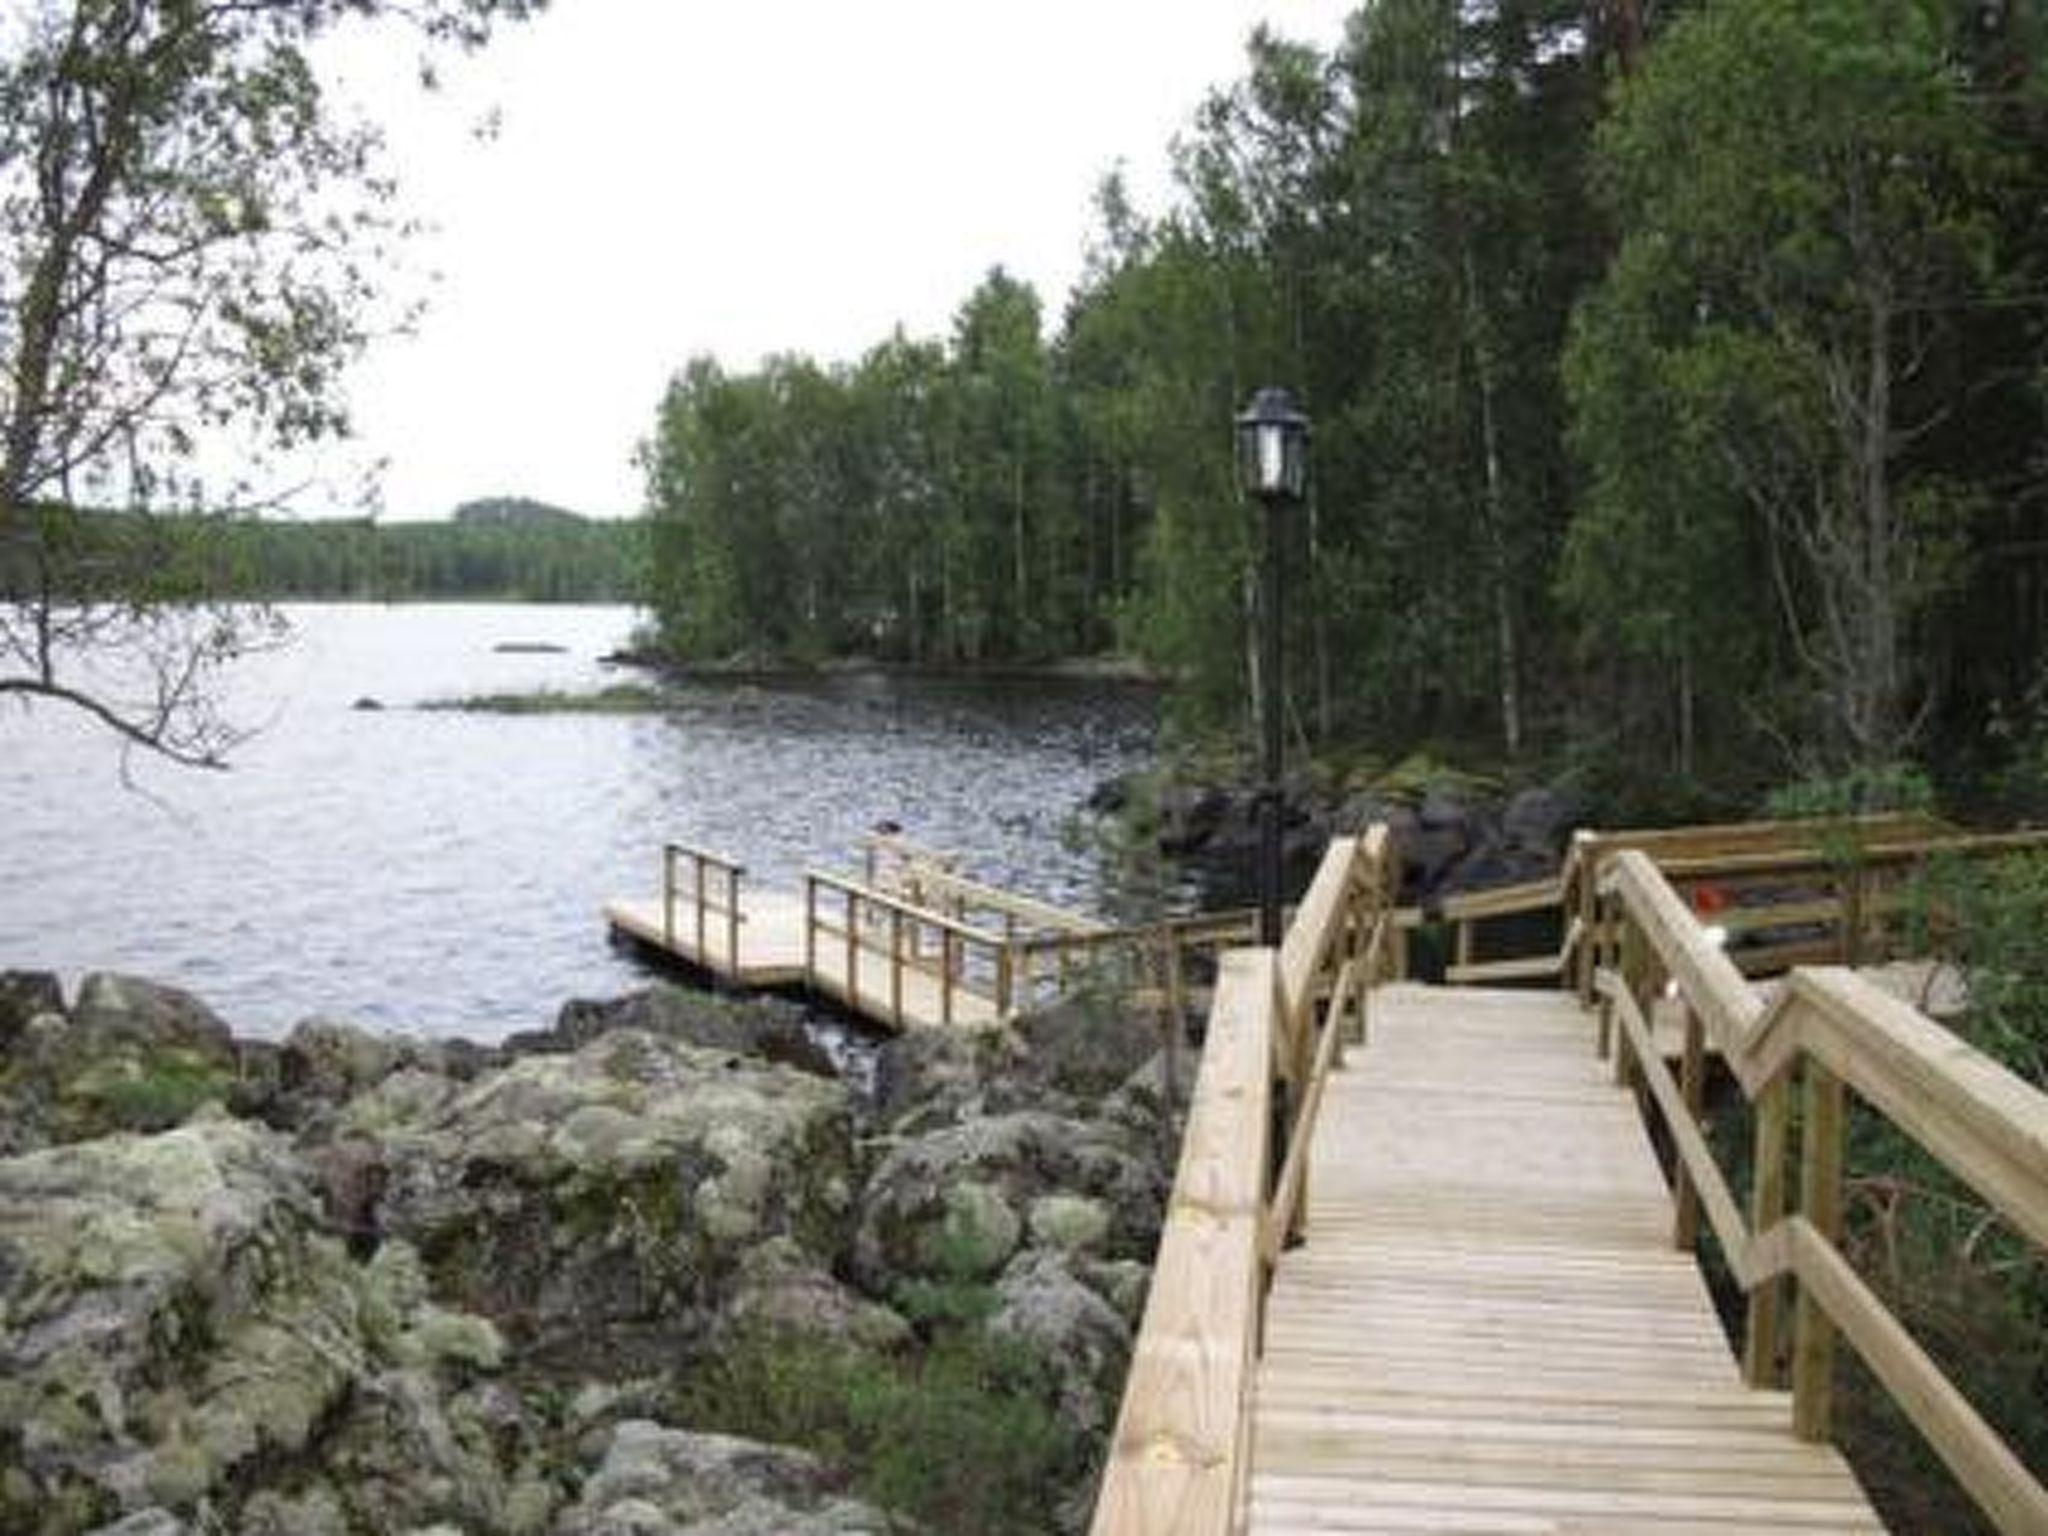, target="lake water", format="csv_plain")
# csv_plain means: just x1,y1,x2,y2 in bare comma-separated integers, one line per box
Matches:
0,604,1161,1040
